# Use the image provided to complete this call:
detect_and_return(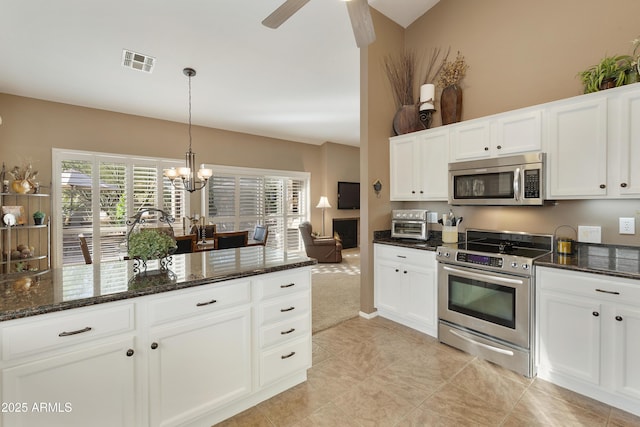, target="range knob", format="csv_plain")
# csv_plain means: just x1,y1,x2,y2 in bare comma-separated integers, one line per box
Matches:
522,264,530,270
511,261,519,269
443,252,451,258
